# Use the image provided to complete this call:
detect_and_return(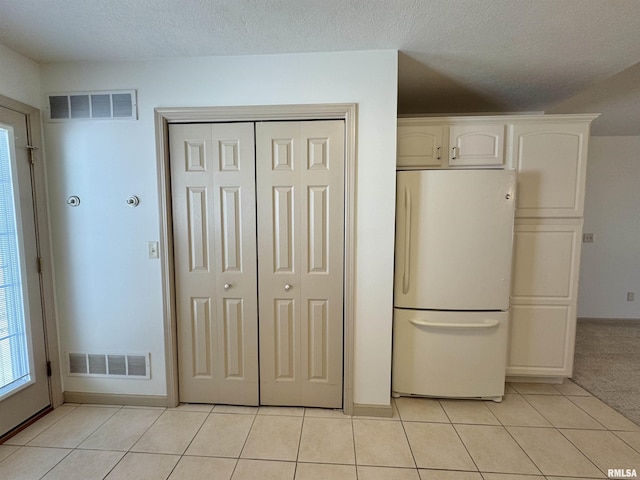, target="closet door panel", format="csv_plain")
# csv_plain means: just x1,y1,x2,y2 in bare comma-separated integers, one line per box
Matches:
299,121,344,407
257,121,344,408
256,122,302,404
170,123,258,405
